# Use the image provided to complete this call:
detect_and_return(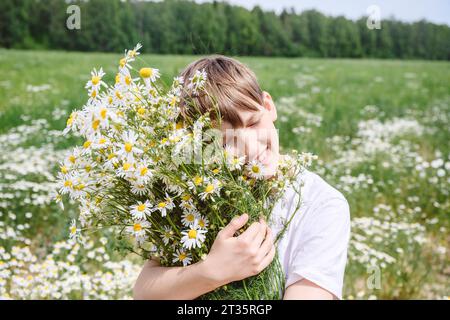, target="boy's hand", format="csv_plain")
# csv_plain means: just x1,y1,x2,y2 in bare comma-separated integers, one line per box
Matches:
201,213,276,287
